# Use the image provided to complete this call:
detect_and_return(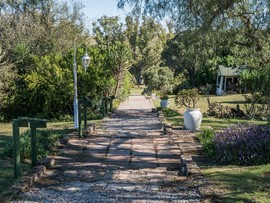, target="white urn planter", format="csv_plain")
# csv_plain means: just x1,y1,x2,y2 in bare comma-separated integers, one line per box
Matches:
184,108,202,131
160,99,169,108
